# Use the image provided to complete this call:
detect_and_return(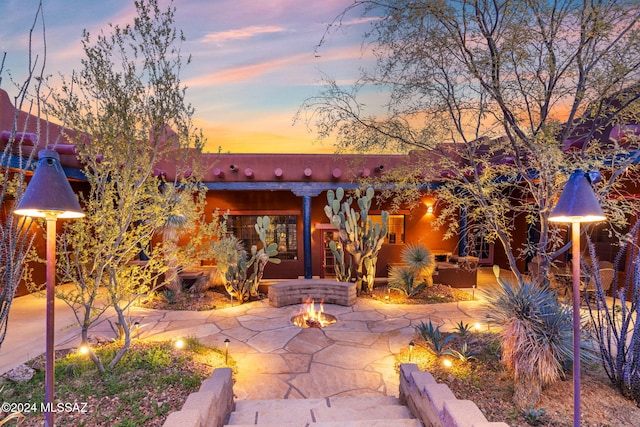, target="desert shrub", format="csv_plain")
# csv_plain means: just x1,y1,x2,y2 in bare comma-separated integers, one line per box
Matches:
483,275,596,409
415,319,456,355
388,265,425,296
401,244,435,286
586,221,640,403
388,244,435,297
